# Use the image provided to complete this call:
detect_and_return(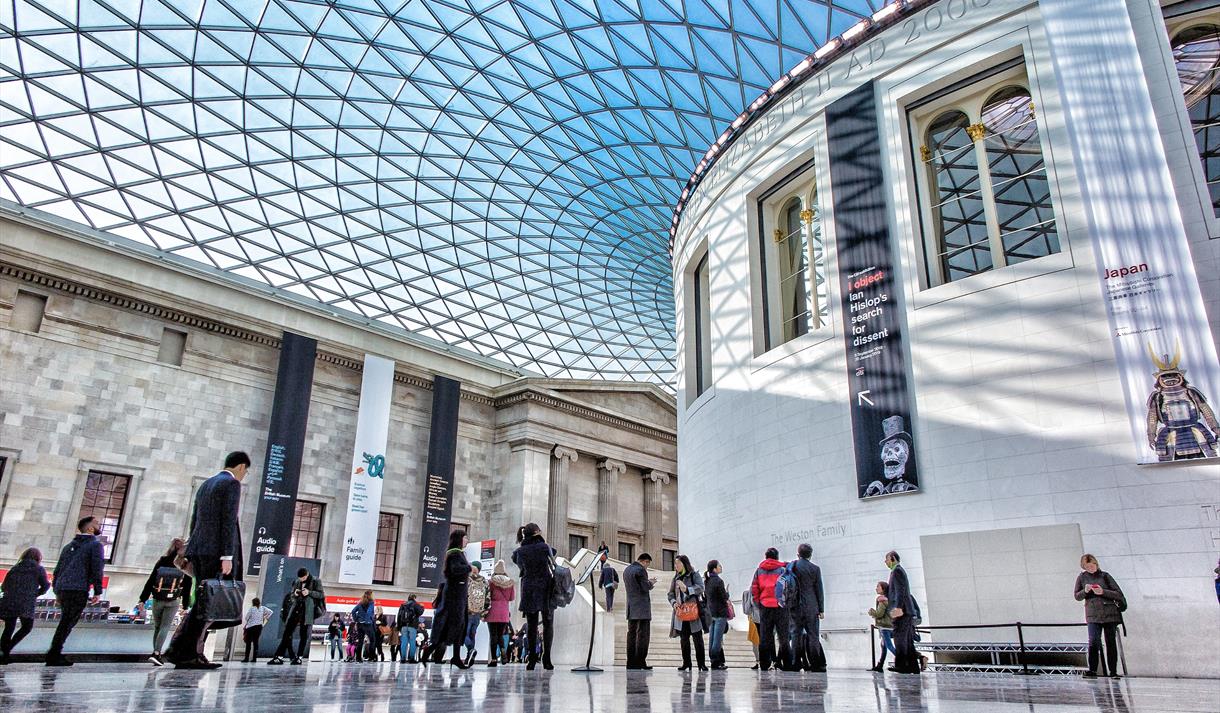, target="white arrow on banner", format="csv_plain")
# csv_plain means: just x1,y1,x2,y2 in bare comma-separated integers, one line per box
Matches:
857,390,874,406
